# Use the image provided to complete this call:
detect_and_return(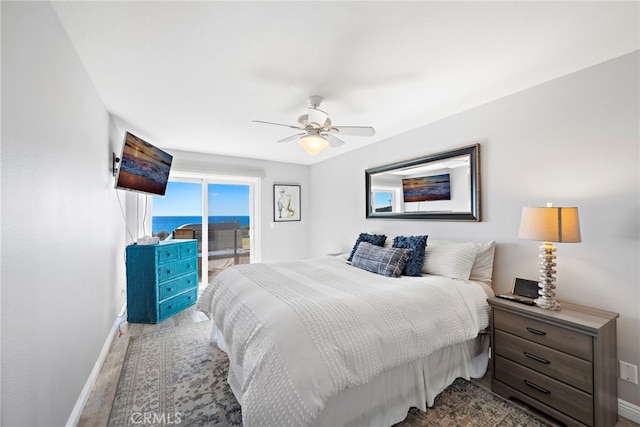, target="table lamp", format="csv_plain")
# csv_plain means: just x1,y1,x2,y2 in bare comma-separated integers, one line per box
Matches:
518,203,581,310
